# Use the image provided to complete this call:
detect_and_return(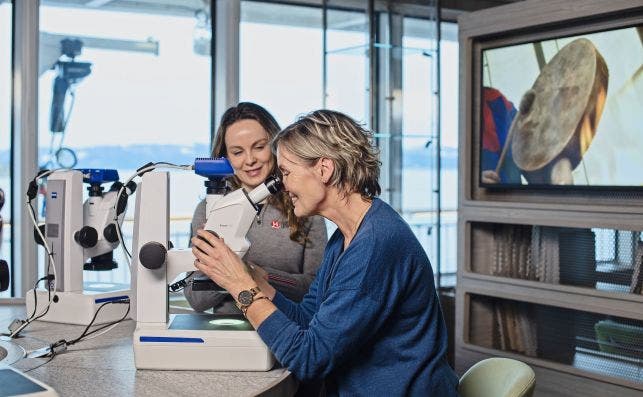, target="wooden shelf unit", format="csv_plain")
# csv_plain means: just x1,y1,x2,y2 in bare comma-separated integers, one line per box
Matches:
456,1,643,396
